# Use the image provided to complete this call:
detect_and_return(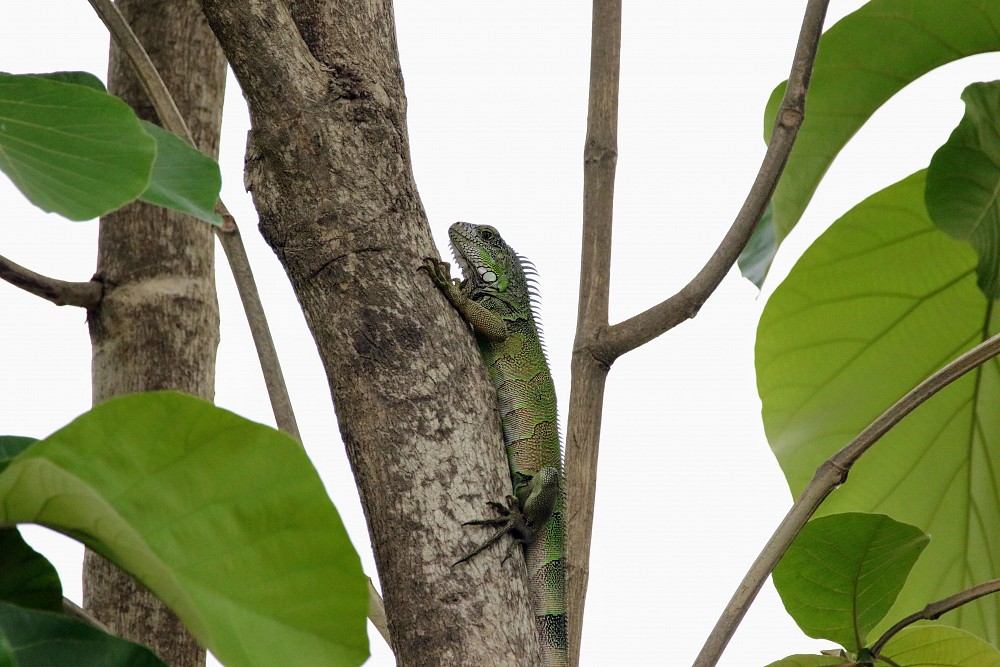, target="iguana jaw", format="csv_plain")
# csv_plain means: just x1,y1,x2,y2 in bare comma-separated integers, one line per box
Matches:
447,221,507,292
